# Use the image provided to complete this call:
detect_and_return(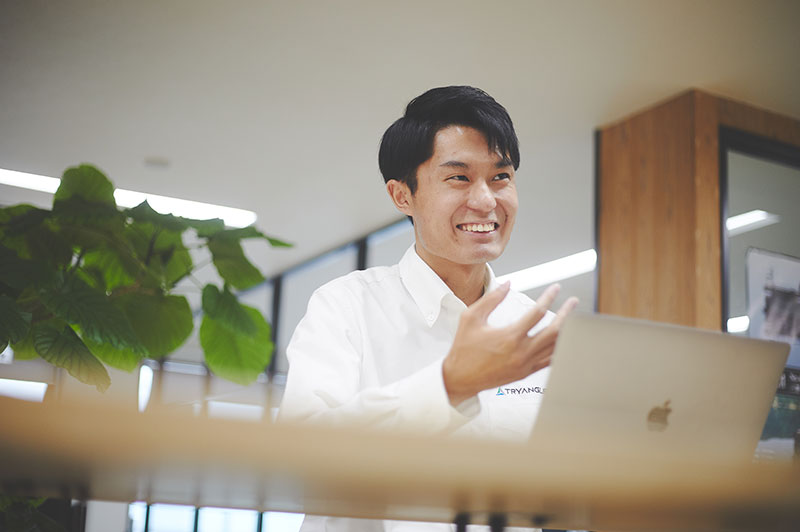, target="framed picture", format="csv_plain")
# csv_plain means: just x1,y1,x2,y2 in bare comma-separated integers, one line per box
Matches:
747,248,800,457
